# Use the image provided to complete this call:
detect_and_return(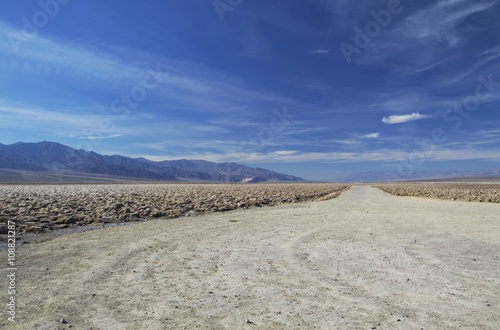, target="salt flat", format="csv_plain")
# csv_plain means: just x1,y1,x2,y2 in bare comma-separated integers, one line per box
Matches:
3,186,499,329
